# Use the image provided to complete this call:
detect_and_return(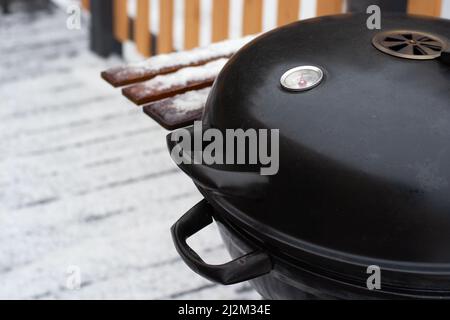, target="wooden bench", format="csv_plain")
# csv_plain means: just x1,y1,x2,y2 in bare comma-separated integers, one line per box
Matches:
102,35,255,130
